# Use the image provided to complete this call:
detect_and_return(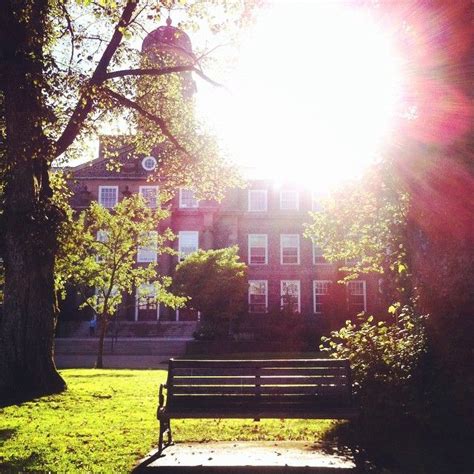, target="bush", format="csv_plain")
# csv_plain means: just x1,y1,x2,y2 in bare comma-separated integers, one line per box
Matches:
193,322,217,341
320,303,428,425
